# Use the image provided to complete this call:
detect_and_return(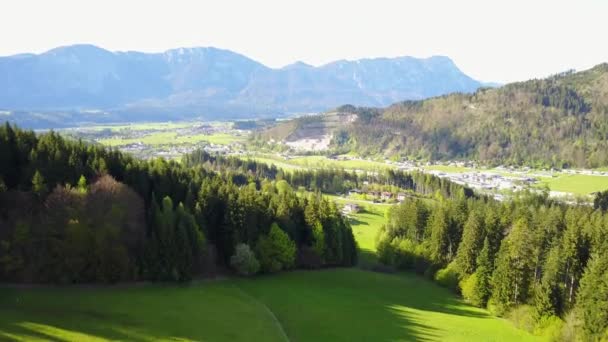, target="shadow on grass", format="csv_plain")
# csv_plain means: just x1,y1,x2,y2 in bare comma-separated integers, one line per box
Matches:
0,284,262,342
0,297,181,341
357,247,489,321
0,262,492,342
237,267,494,342
348,216,371,227
357,248,381,269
